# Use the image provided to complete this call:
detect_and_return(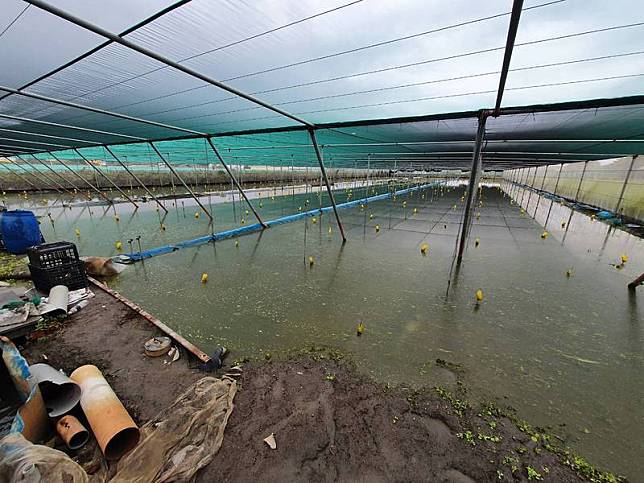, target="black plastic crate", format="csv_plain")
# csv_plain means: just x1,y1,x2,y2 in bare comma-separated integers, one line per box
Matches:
28,260,88,293
27,241,79,269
